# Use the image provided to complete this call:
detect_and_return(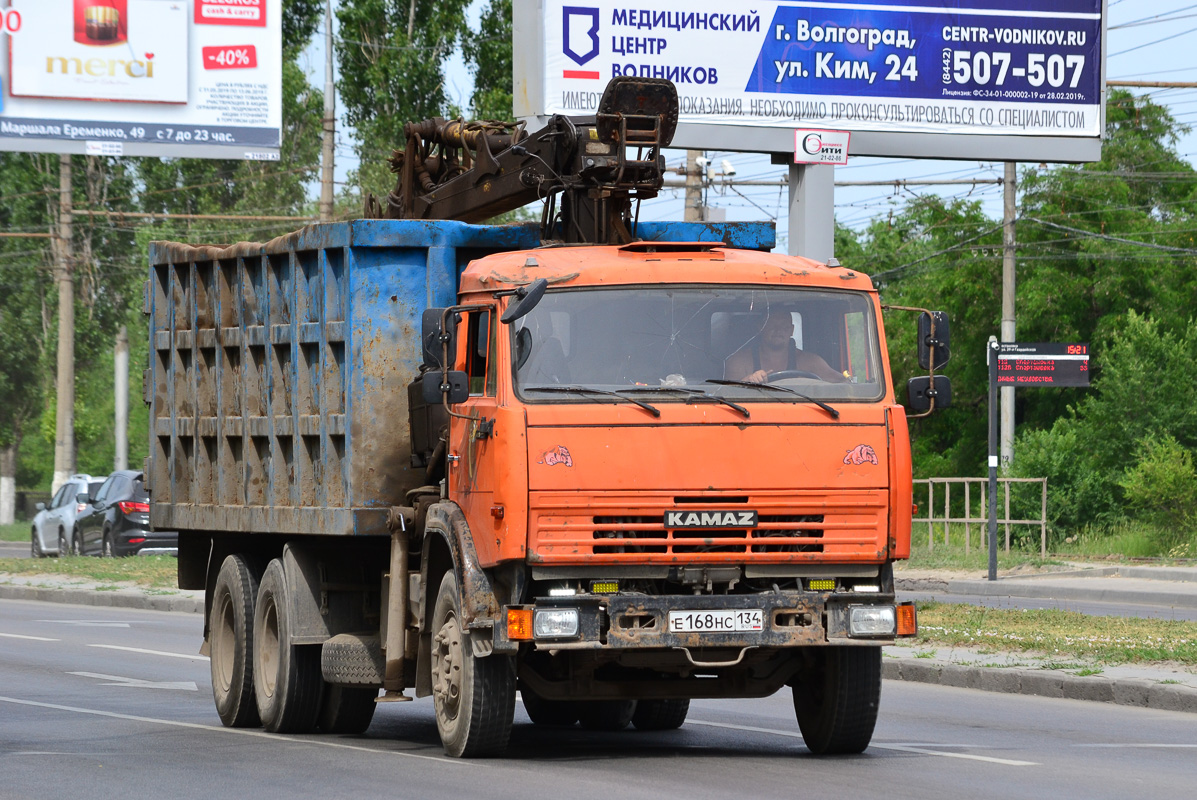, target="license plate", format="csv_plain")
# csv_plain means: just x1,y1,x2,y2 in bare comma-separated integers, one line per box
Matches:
668,609,764,633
